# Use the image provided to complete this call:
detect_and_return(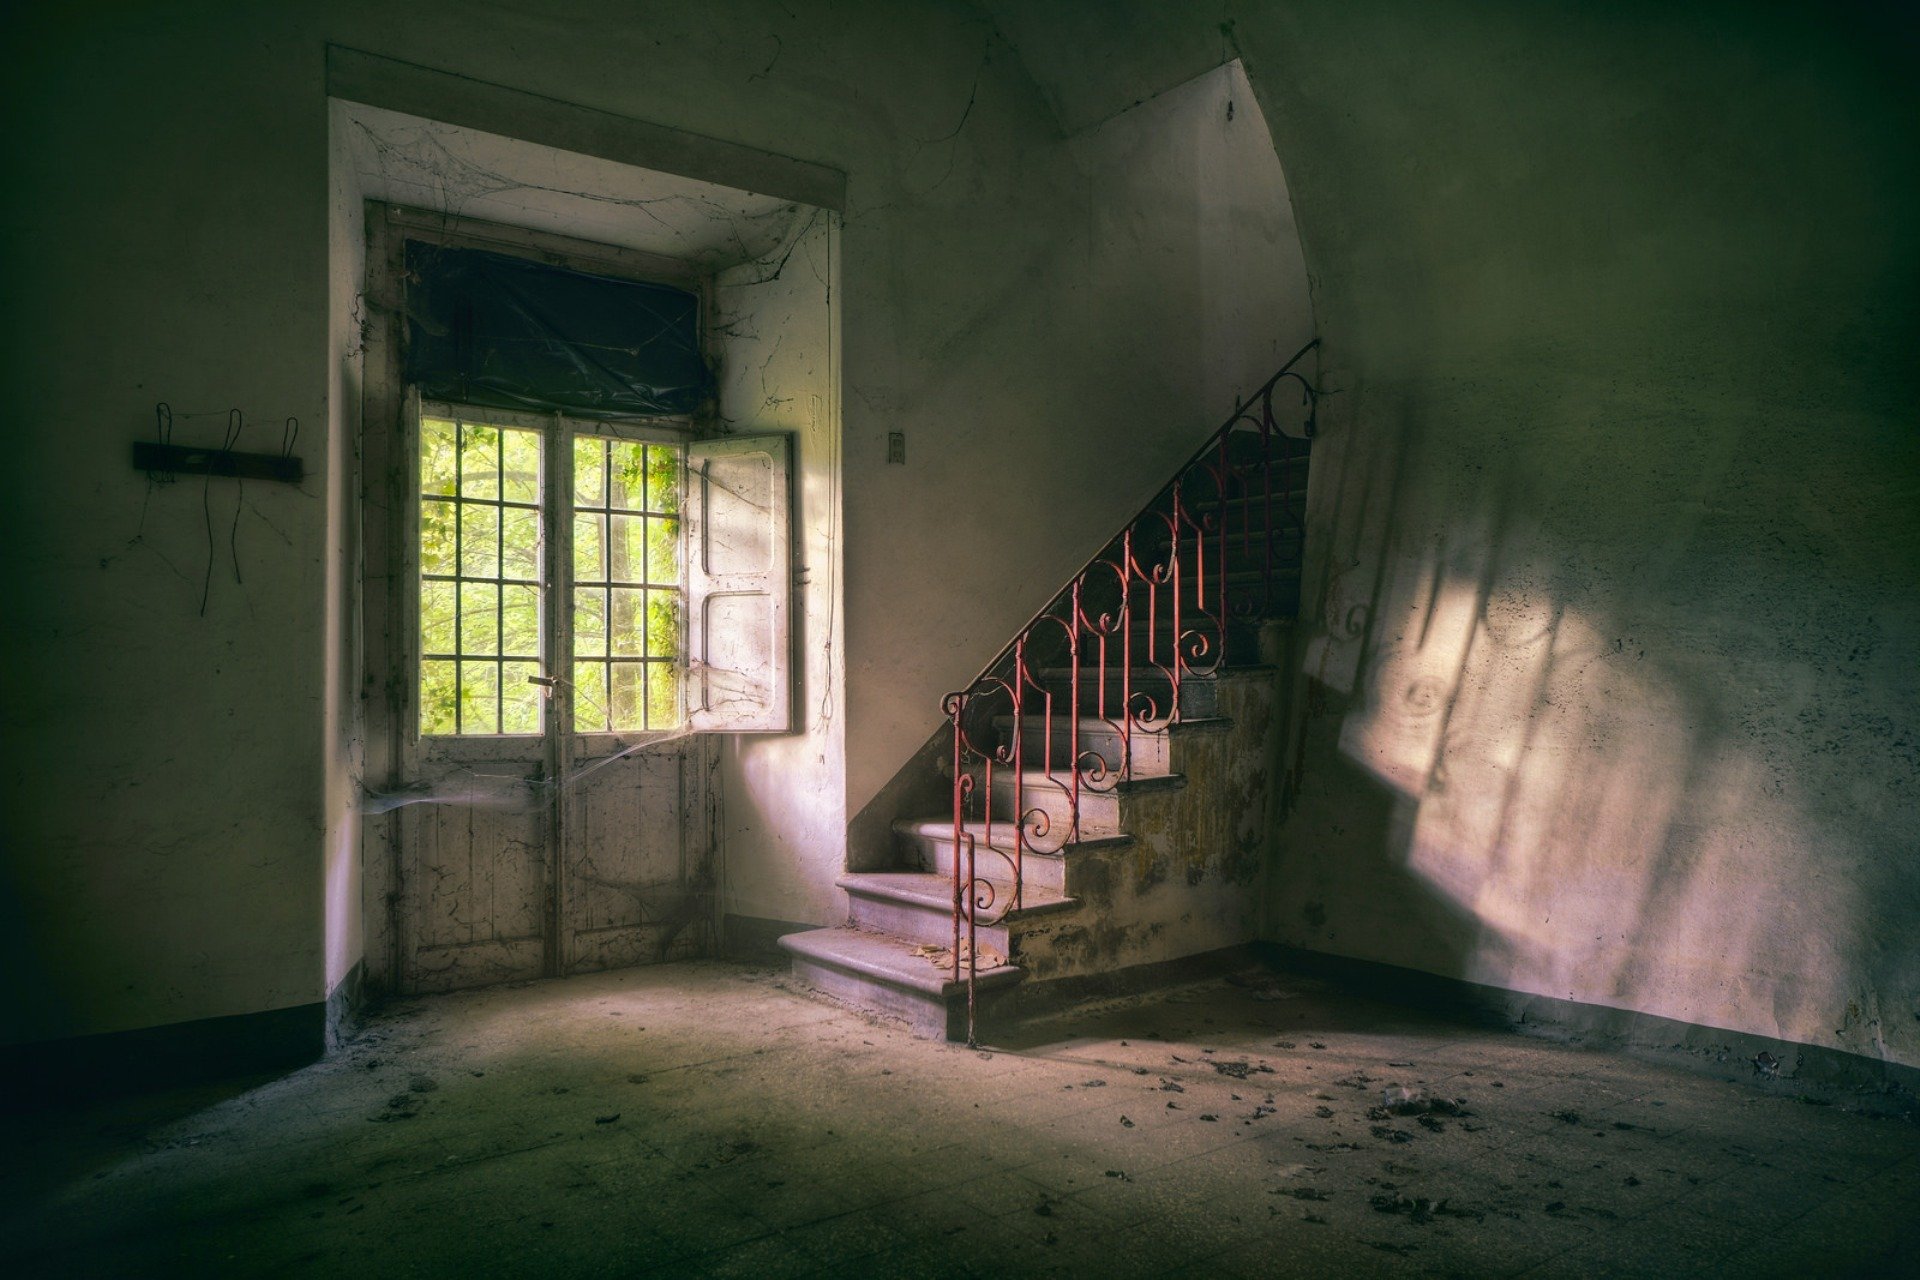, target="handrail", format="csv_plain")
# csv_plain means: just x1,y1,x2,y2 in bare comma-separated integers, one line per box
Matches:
940,339,1321,1044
